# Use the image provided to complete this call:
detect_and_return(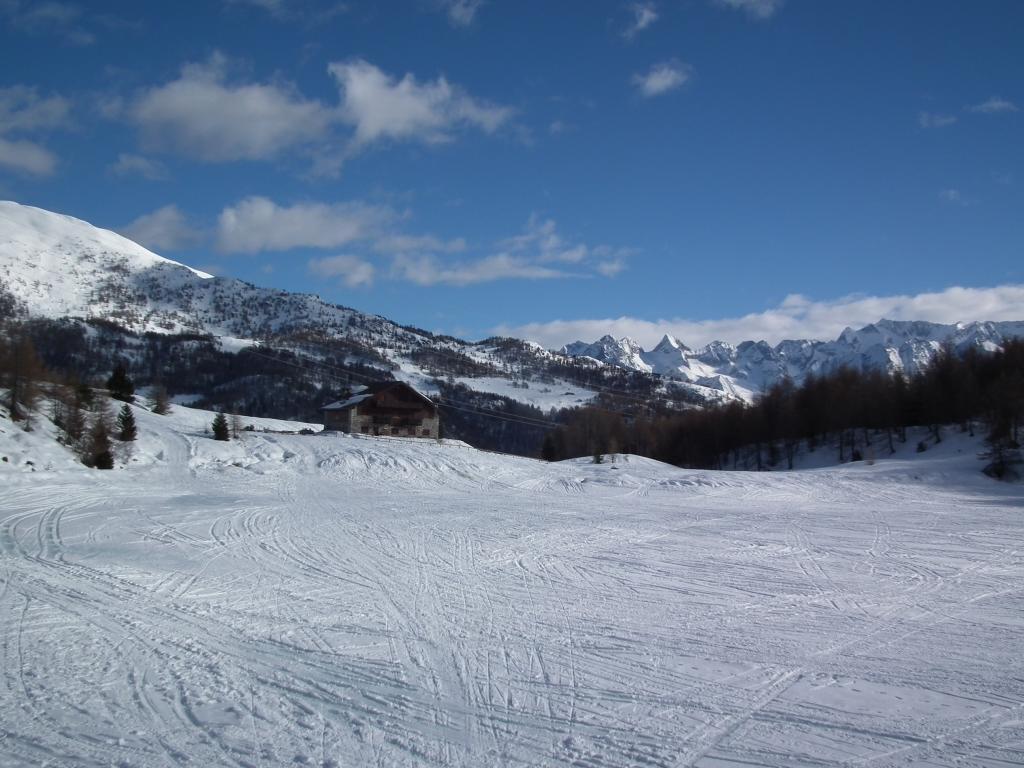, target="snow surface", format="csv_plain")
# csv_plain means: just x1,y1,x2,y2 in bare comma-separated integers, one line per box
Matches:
447,376,599,411
0,200,212,322
1,404,1024,766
